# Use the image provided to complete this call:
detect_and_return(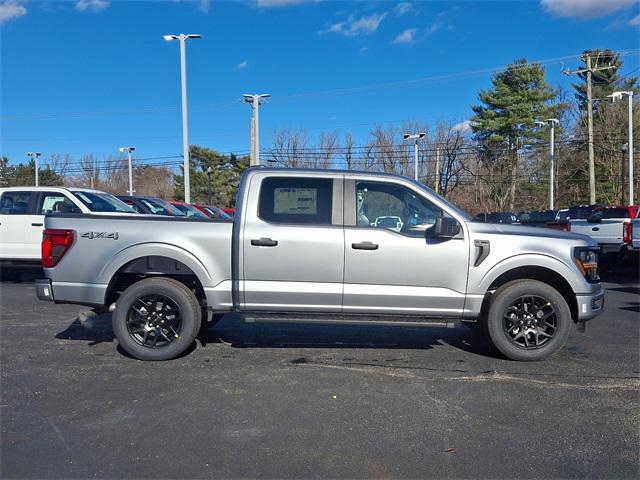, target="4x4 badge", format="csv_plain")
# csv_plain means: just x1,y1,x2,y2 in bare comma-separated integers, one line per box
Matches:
81,232,119,240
